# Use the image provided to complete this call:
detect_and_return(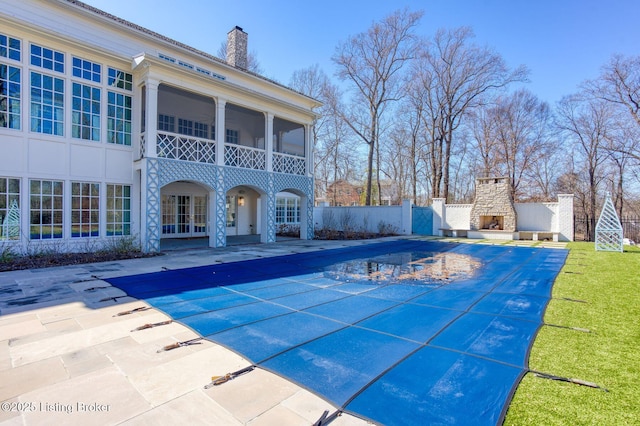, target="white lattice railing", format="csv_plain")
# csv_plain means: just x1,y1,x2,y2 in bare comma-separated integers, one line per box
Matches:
273,152,306,175
140,131,306,175
139,133,146,159
156,131,216,163
224,144,266,170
